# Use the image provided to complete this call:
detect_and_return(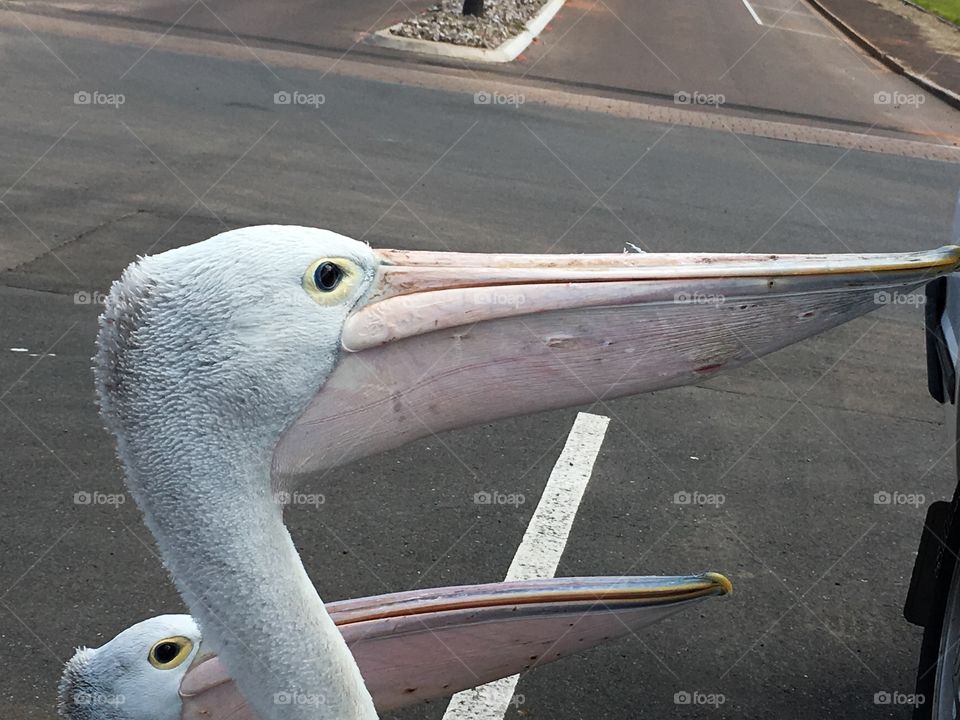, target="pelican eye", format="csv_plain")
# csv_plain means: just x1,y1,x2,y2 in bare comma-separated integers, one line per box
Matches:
303,258,357,304
148,636,193,669
314,261,343,292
